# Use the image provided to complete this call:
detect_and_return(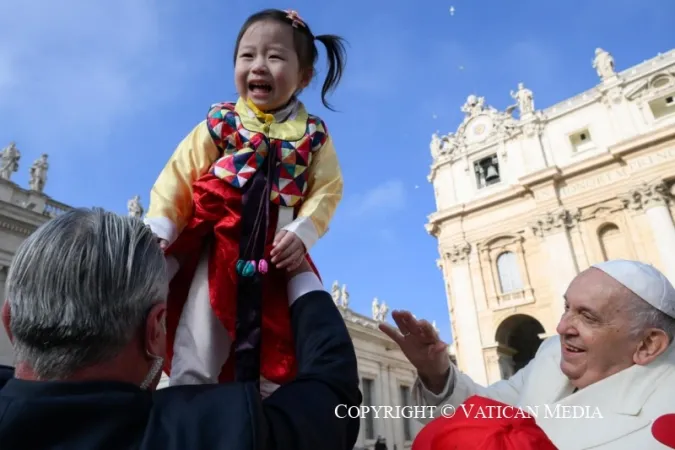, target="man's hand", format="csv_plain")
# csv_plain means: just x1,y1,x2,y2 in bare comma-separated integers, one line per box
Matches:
271,230,306,271
379,310,450,394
